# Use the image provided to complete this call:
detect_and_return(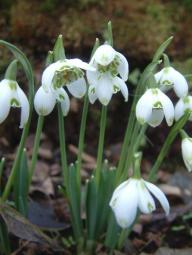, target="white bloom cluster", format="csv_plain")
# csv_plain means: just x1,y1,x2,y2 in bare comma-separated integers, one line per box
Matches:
110,178,169,228
136,66,189,127
34,59,95,116
87,44,129,105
